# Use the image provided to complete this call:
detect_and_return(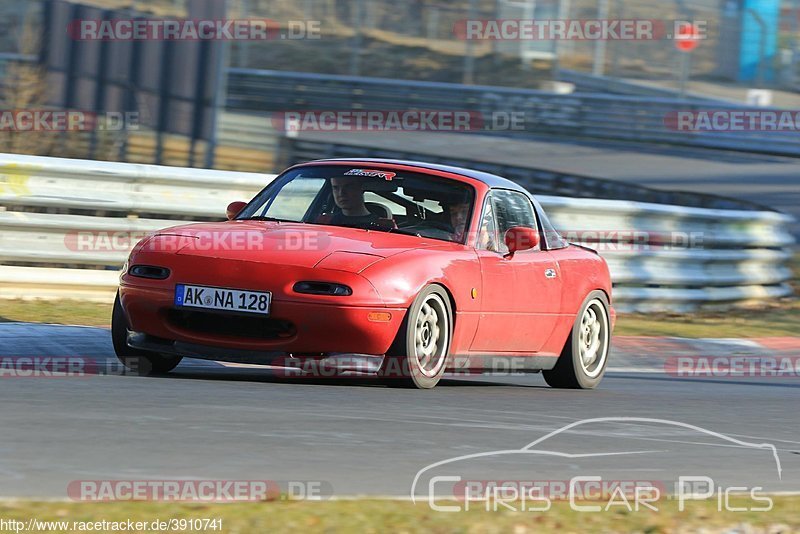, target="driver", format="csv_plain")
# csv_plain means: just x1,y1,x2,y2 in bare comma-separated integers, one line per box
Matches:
448,200,470,243
329,176,381,227
449,199,496,250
